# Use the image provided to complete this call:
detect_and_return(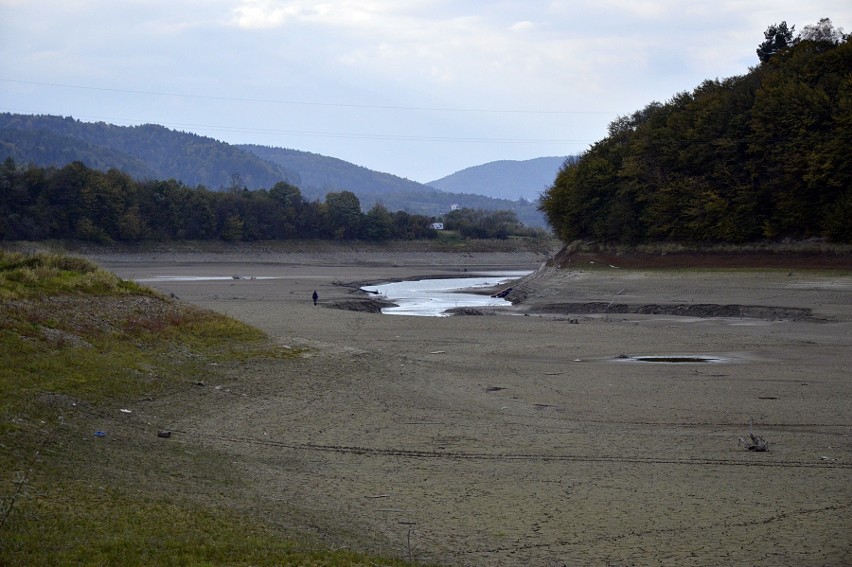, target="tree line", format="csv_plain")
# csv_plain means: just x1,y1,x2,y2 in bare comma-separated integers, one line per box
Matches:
0,159,535,242
539,19,851,245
